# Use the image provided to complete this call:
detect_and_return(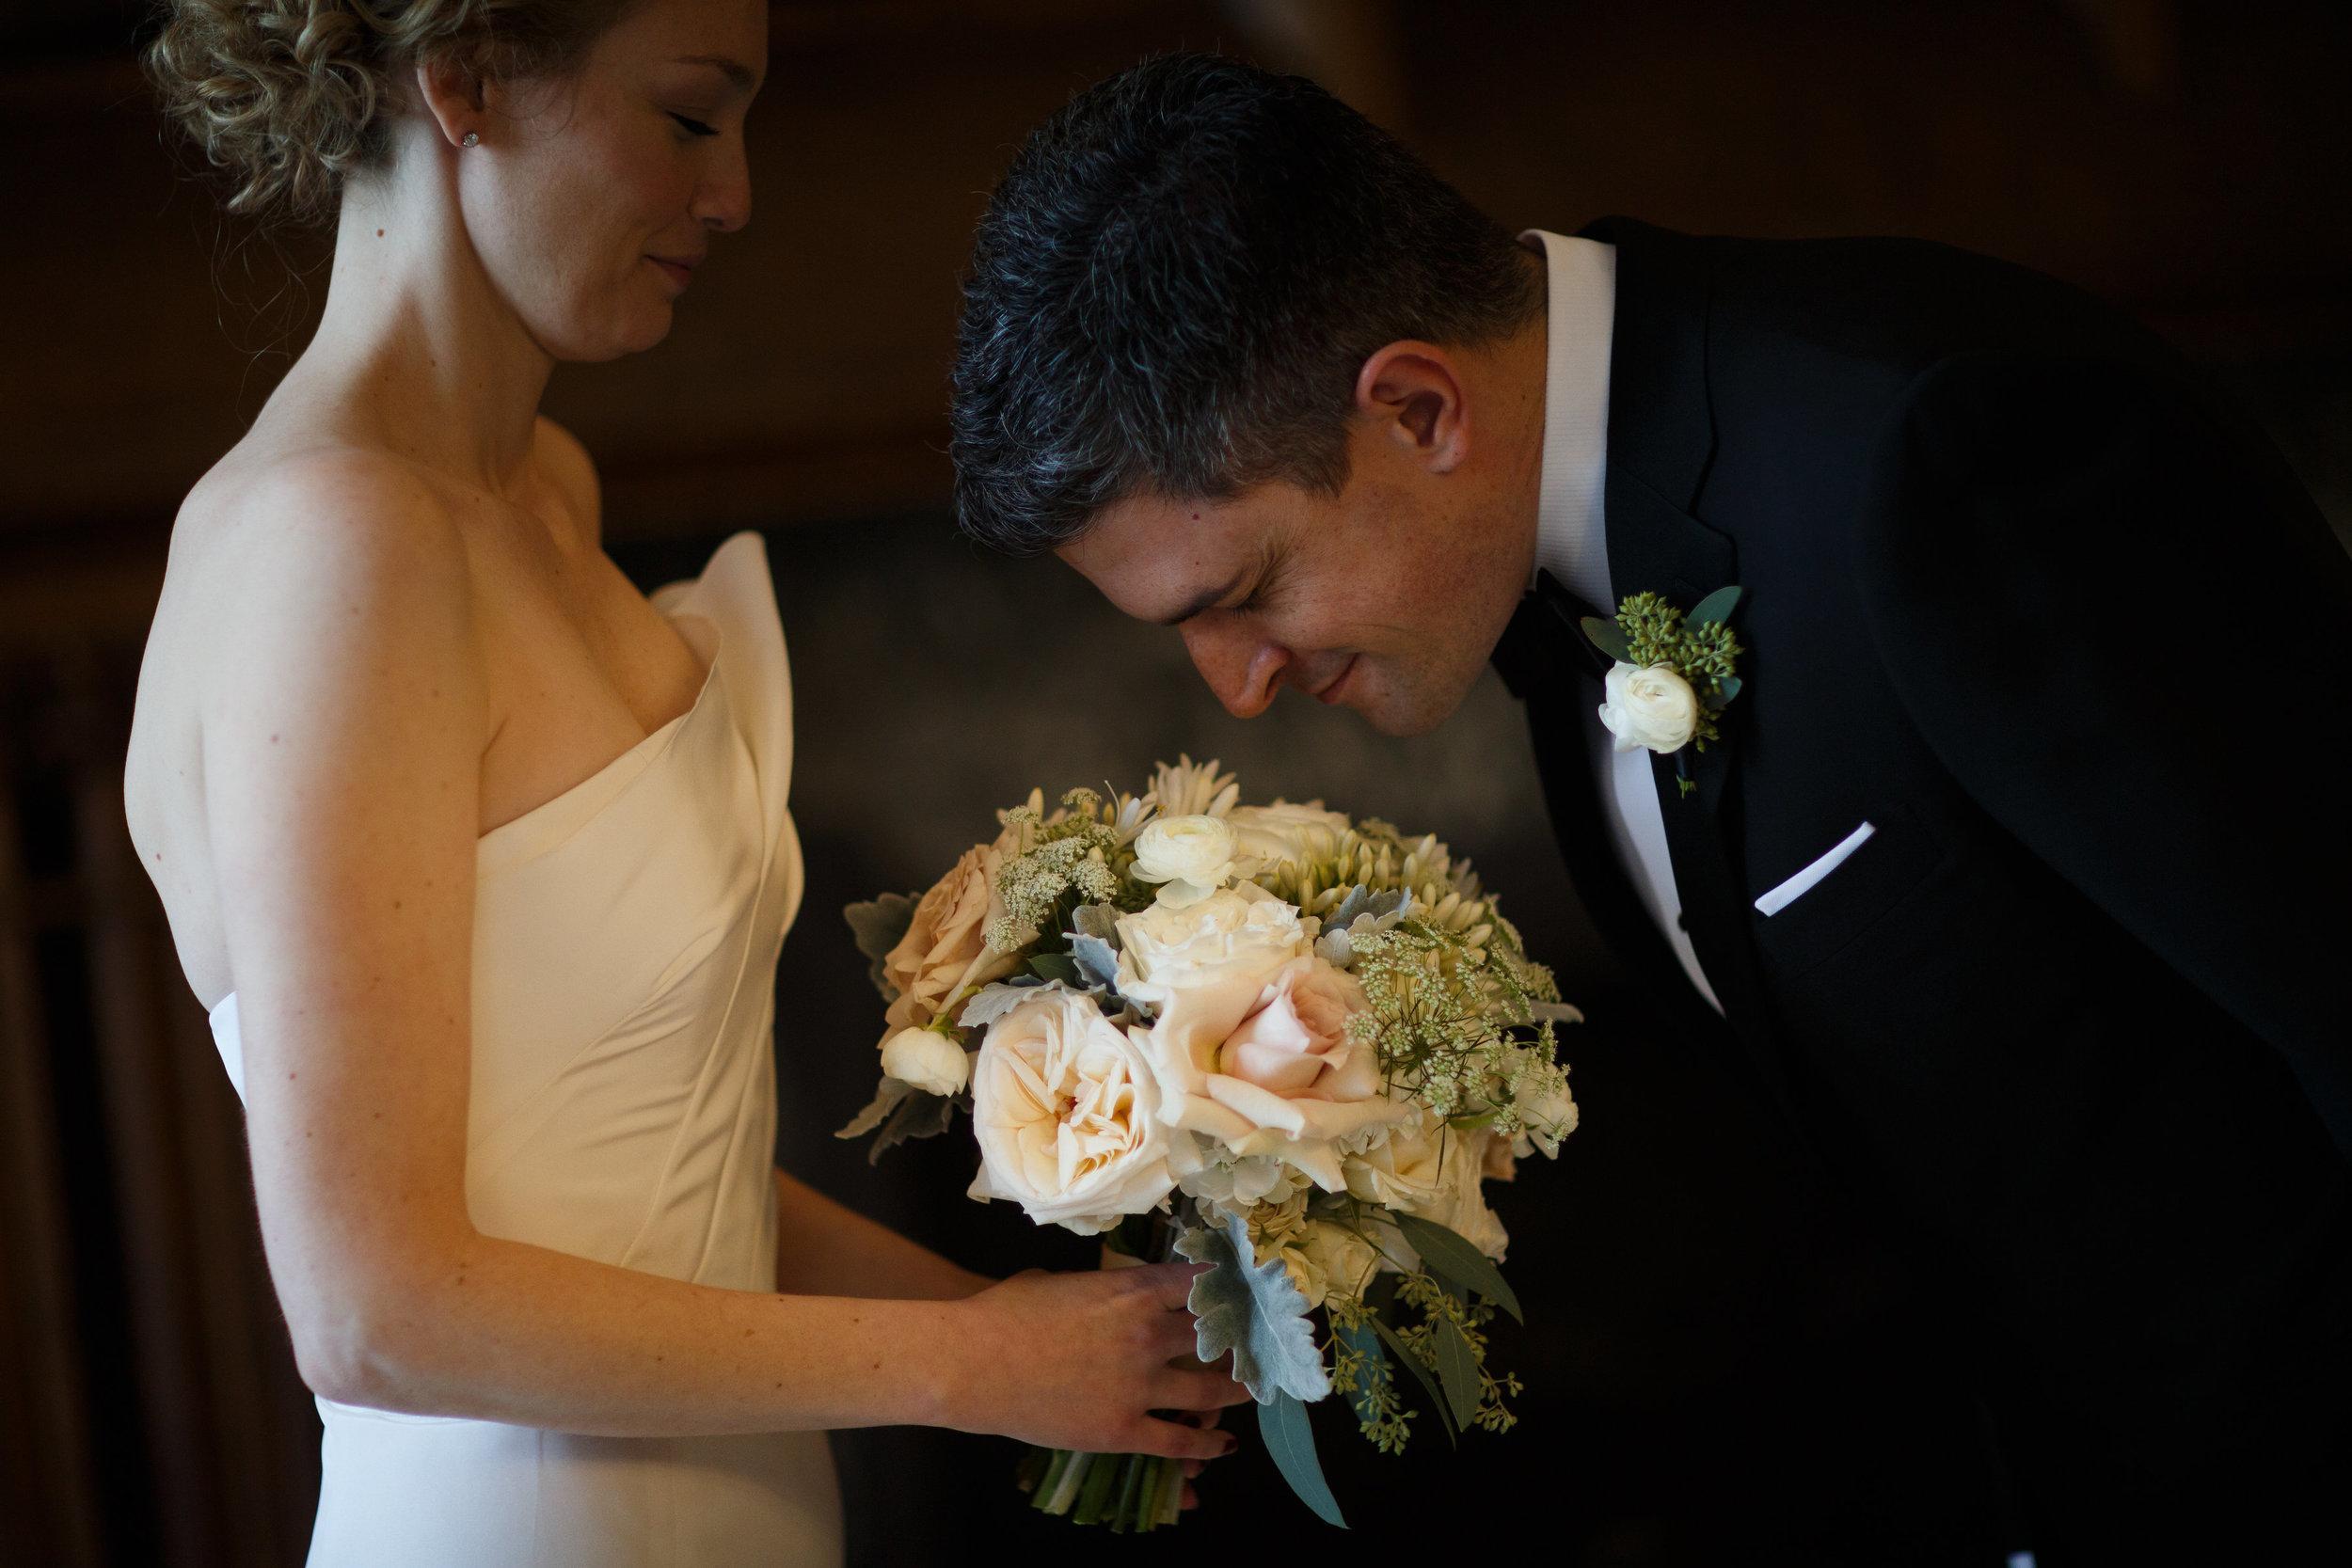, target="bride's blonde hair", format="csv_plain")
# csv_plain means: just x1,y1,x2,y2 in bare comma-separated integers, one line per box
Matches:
145,0,635,224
